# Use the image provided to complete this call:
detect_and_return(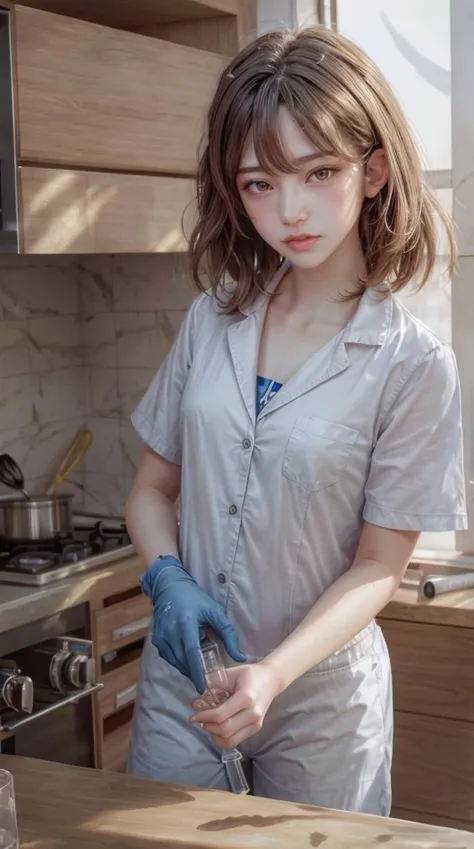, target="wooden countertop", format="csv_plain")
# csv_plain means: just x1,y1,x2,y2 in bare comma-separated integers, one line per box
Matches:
2,755,473,849
379,557,474,628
